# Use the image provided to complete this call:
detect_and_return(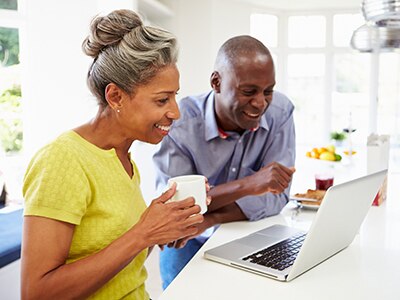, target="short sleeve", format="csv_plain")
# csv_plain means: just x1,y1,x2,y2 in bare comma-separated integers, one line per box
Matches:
23,143,91,225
